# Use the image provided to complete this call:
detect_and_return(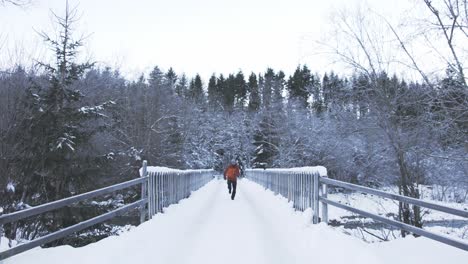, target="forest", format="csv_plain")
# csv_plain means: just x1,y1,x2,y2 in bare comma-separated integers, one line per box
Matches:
0,0,466,247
